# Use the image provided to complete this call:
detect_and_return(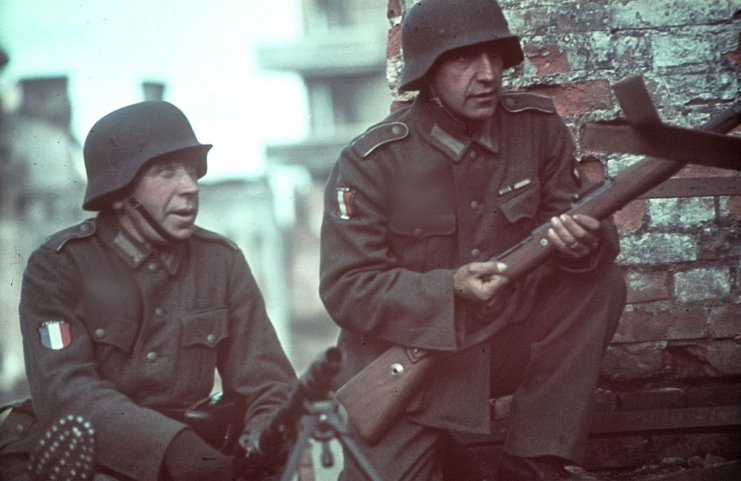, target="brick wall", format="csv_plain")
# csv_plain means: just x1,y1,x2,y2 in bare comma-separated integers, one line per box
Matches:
387,0,741,386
